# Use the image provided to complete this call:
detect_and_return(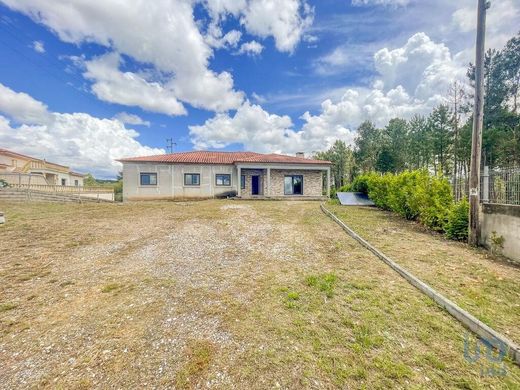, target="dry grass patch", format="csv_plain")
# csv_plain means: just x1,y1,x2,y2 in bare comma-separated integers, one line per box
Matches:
327,203,520,344
0,200,519,388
